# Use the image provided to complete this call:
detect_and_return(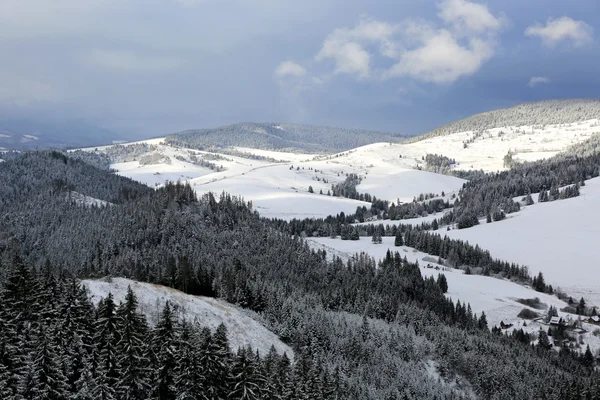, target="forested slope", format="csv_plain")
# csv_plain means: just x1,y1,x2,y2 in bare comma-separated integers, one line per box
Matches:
0,151,598,399
165,122,405,153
